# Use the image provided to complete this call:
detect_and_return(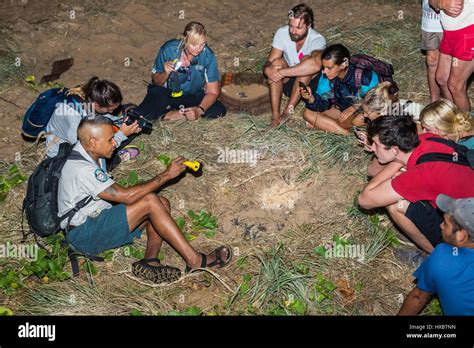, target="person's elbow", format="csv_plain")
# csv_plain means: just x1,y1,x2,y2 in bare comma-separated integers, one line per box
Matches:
358,189,375,210
398,287,432,316
151,72,164,86
118,192,138,206
206,84,220,98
